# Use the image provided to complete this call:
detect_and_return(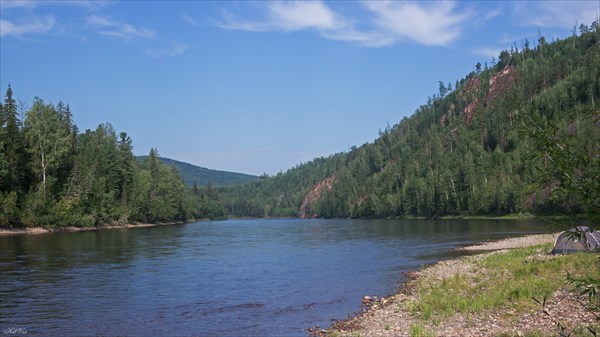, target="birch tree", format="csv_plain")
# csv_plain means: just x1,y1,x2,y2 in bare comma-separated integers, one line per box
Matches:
24,98,70,193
